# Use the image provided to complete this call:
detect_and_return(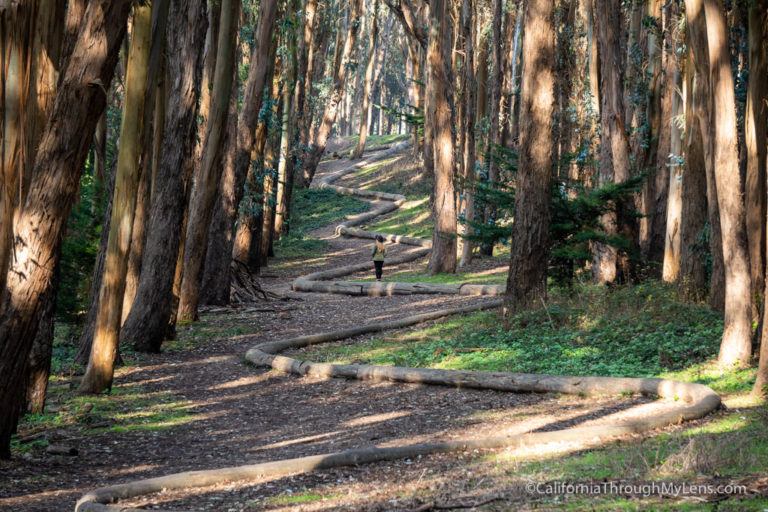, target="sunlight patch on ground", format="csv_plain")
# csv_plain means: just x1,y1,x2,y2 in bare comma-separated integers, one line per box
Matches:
258,431,344,450
208,375,265,391
342,410,412,427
